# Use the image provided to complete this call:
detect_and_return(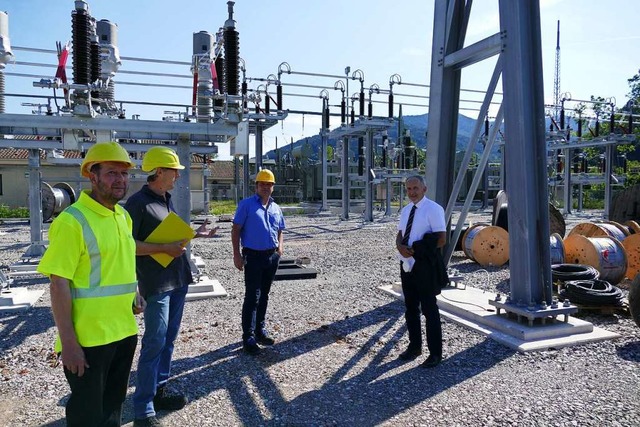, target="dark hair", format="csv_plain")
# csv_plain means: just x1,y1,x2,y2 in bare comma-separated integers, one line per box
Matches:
89,163,102,175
